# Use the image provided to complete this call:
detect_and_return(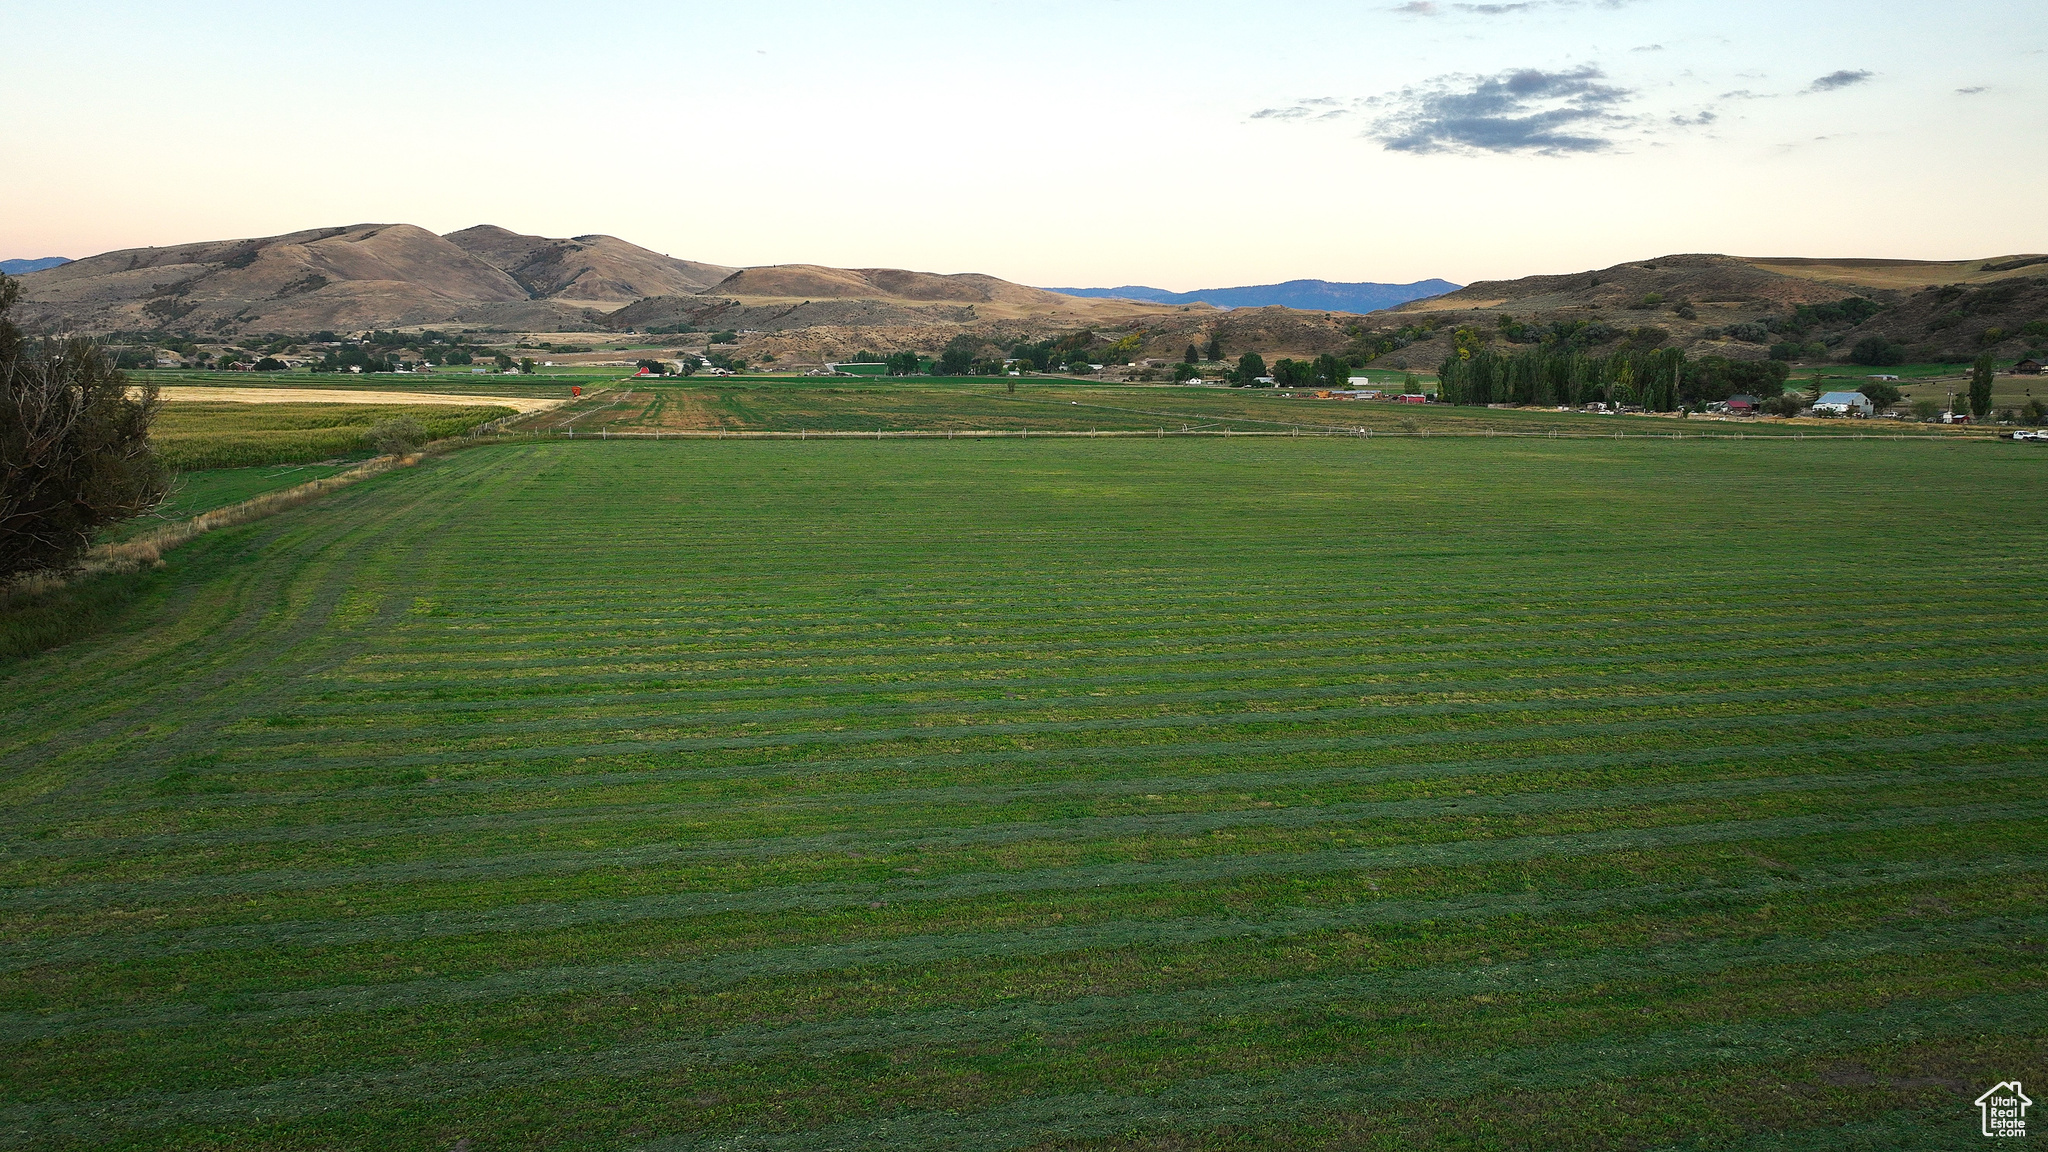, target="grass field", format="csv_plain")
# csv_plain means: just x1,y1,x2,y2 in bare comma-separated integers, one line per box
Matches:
2,436,2043,1150
151,402,518,469
506,381,1991,439
103,464,361,542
